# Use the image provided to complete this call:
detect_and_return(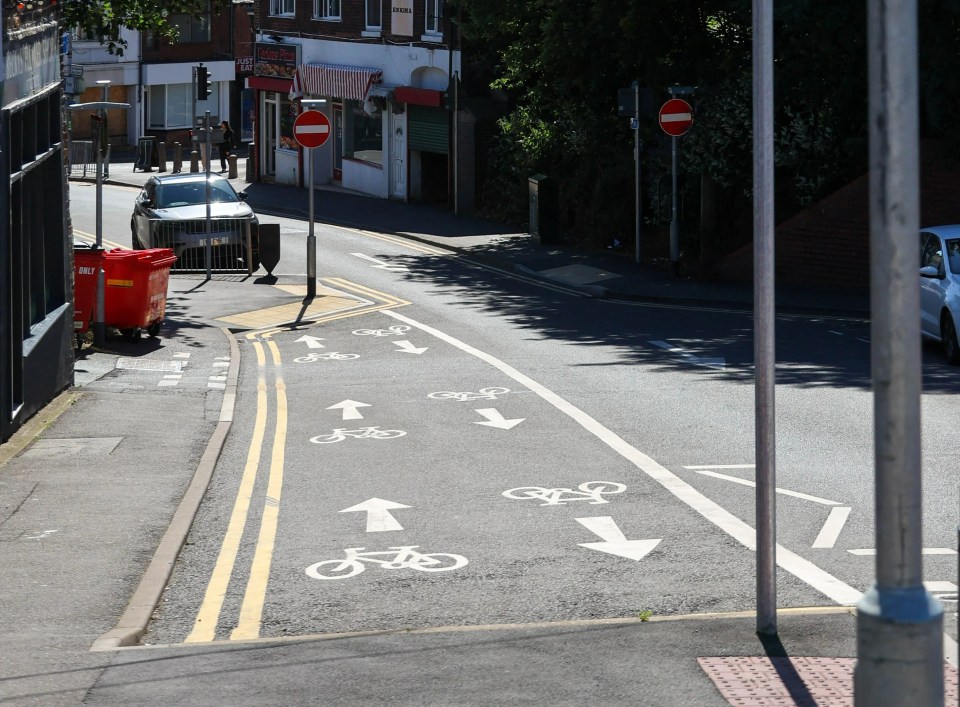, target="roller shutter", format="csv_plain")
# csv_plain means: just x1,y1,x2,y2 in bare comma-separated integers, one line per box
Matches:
408,105,448,155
